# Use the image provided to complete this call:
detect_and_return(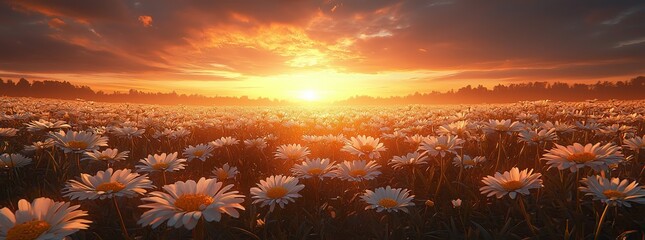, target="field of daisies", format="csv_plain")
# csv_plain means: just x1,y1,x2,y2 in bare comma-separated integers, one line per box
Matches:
0,97,644,240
